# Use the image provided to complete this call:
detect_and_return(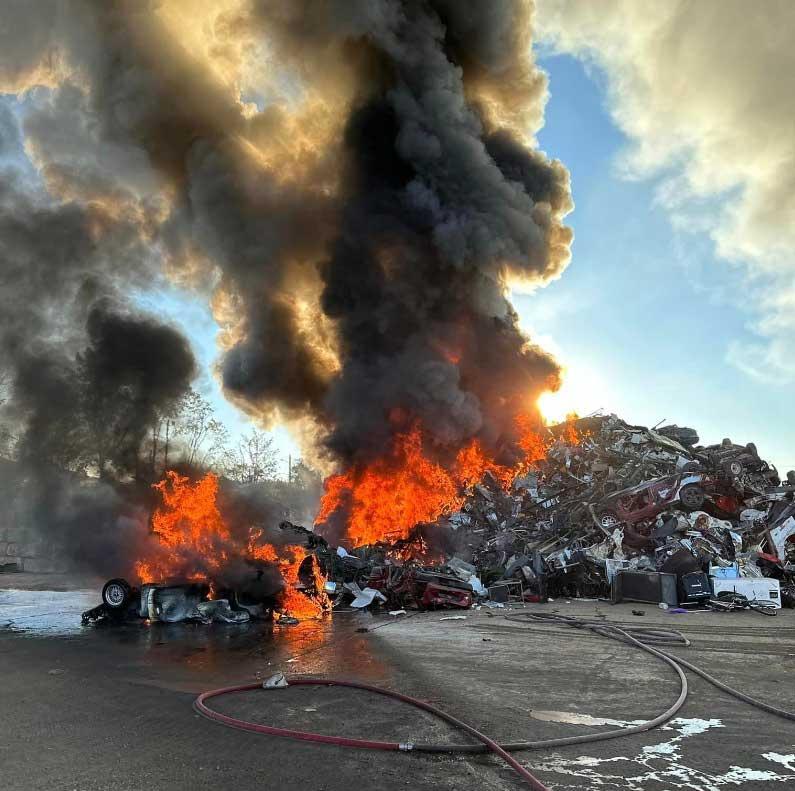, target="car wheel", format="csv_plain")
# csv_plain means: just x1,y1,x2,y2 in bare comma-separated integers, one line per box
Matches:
102,578,132,610
597,510,621,529
725,460,743,477
679,485,706,510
